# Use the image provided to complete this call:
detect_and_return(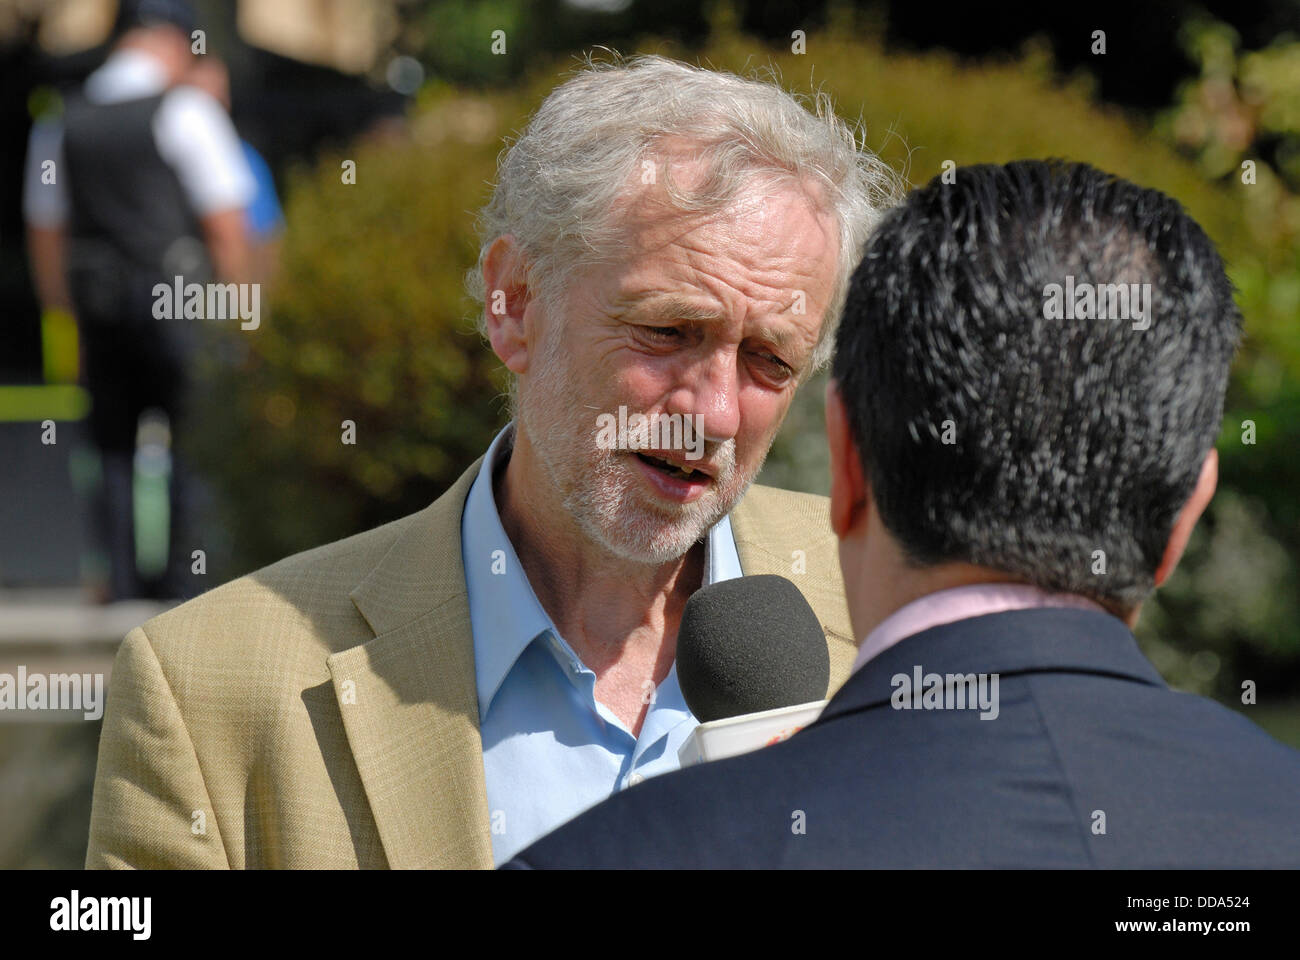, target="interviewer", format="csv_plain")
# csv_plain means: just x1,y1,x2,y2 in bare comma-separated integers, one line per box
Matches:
505,160,1300,868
